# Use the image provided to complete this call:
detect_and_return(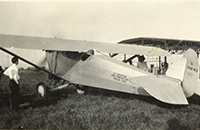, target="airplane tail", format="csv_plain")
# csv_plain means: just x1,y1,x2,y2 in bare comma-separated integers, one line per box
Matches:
182,49,199,97
166,49,199,97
